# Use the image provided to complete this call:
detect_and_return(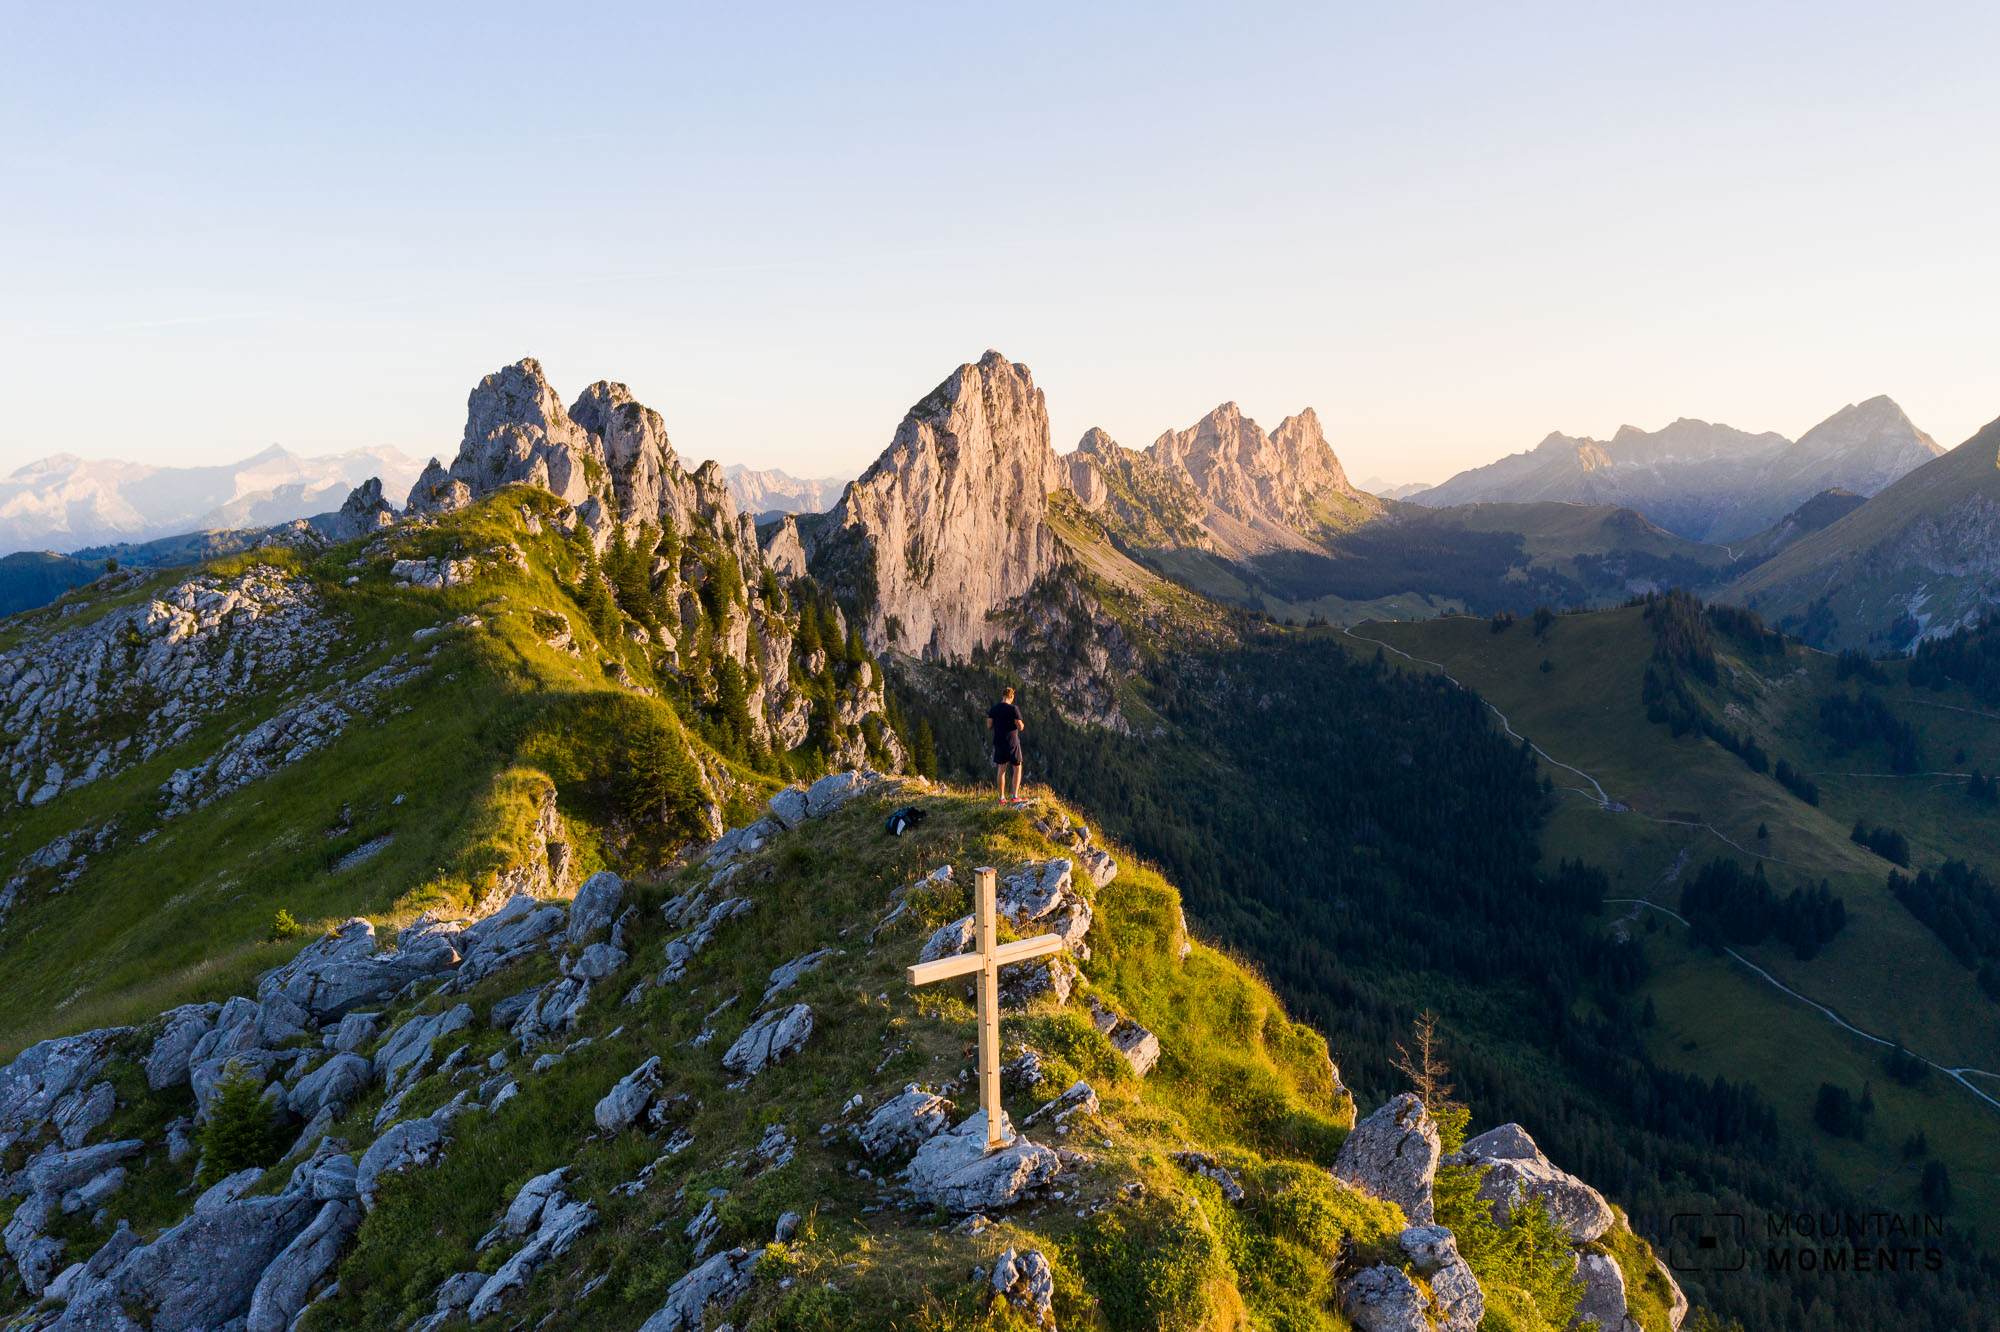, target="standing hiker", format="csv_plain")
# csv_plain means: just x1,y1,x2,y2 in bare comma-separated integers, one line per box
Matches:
986,686,1025,802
